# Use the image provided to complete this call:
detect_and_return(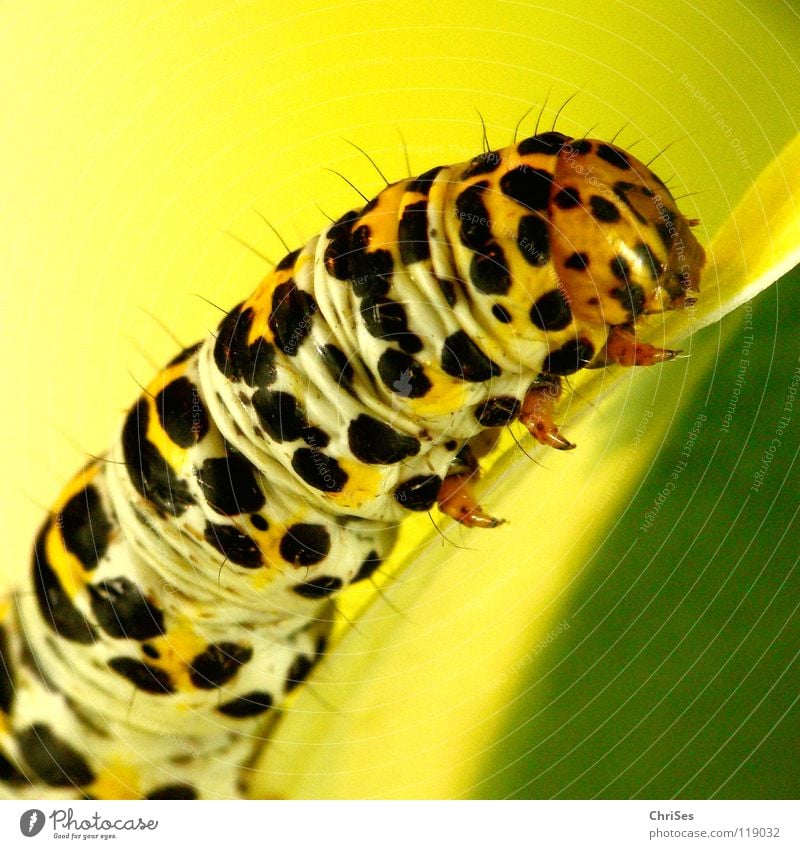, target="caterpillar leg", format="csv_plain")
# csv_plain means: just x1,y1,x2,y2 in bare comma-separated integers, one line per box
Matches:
520,378,576,451
437,472,504,529
604,325,680,367
437,436,504,528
